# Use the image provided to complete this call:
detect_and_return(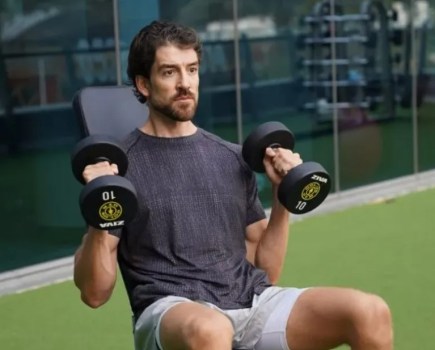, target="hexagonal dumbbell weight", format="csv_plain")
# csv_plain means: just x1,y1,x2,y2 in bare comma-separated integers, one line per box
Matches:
71,135,138,230
242,122,331,214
